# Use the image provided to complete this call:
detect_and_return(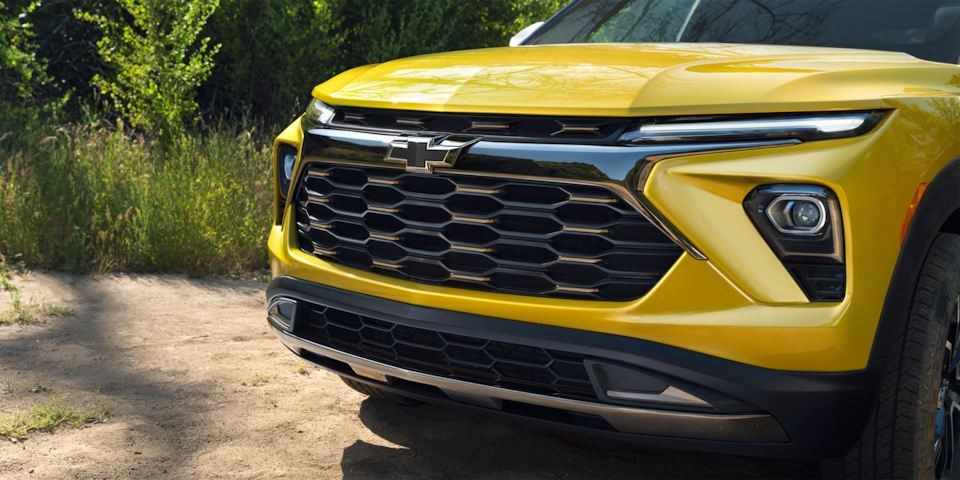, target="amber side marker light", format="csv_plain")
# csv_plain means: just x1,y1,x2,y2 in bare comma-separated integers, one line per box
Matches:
900,183,930,244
